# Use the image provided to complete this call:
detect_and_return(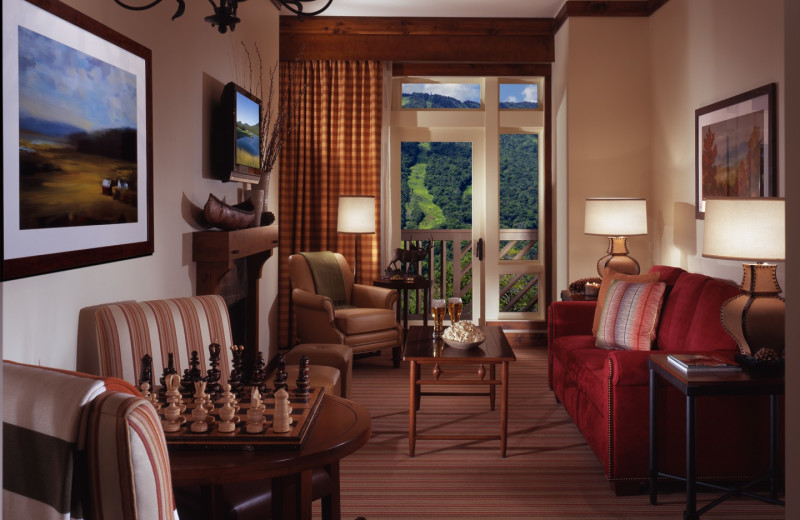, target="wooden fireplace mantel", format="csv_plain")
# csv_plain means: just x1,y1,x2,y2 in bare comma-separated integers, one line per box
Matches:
192,225,279,366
